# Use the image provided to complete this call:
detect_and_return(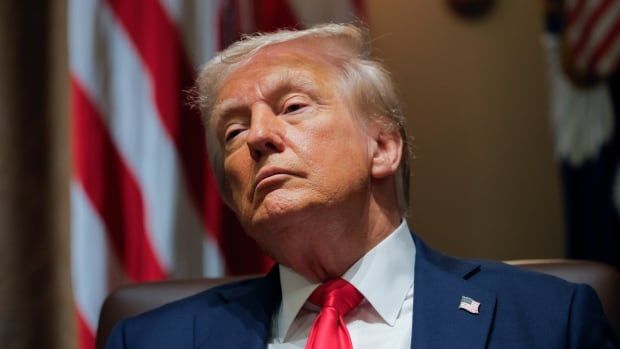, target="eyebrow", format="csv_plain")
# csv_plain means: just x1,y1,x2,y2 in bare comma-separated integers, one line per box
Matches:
267,72,325,101
212,99,245,124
